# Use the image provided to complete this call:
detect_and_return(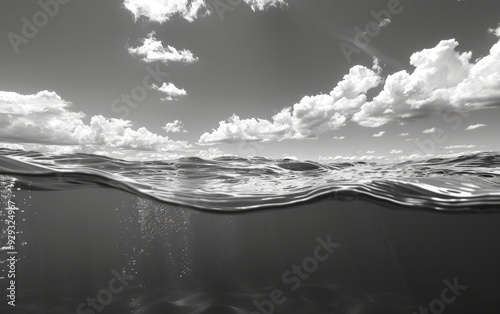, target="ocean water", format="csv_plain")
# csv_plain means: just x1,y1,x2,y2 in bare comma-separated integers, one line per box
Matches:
1,148,500,314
